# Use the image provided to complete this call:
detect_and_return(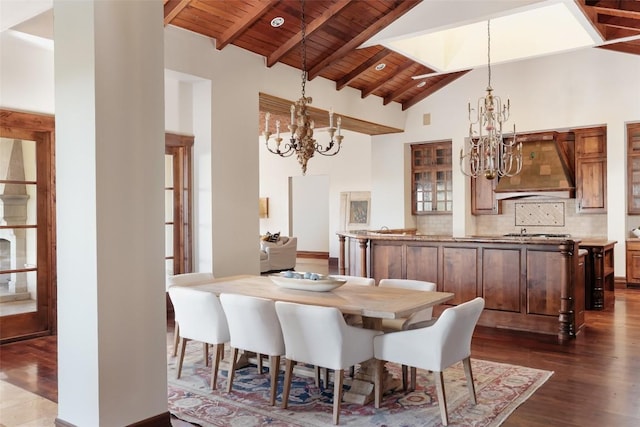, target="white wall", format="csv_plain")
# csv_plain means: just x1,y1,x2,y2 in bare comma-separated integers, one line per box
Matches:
0,29,54,114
